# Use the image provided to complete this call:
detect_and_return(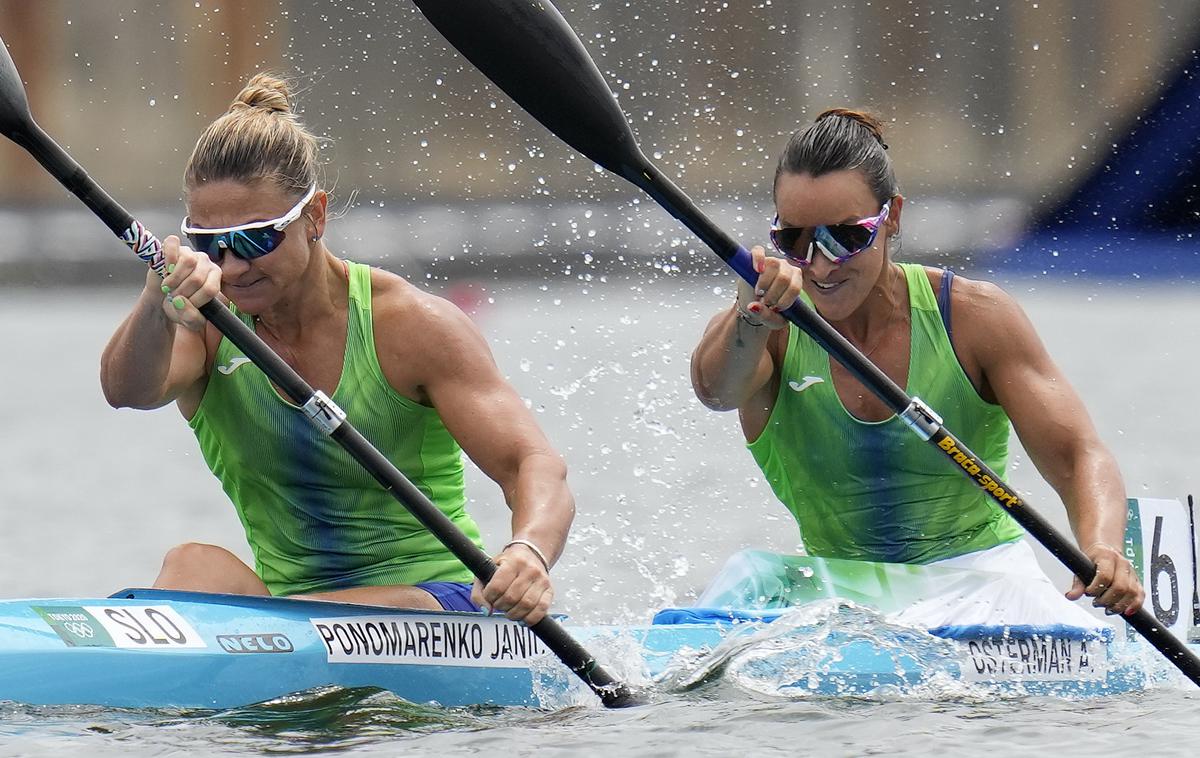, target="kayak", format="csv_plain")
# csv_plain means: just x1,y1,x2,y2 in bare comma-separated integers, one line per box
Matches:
0,498,1191,708
0,585,1144,710
0,566,1172,708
